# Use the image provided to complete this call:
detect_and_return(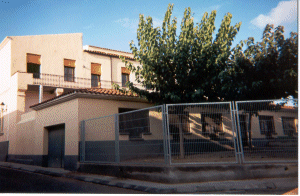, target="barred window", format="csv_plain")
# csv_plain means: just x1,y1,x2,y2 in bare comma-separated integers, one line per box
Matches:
282,117,297,136
119,108,149,139
259,115,275,135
